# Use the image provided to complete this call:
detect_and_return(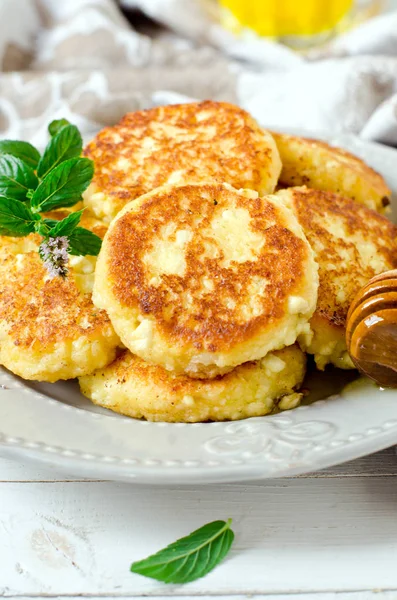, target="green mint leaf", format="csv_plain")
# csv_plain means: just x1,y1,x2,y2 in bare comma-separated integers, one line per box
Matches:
0,154,38,201
0,196,39,236
33,220,50,236
0,140,40,169
48,119,71,137
42,218,58,228
30,157,94,213
130,519,234,584
68,226,102,256
0,228,26,237
48,209,84,238
37,124,83,178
